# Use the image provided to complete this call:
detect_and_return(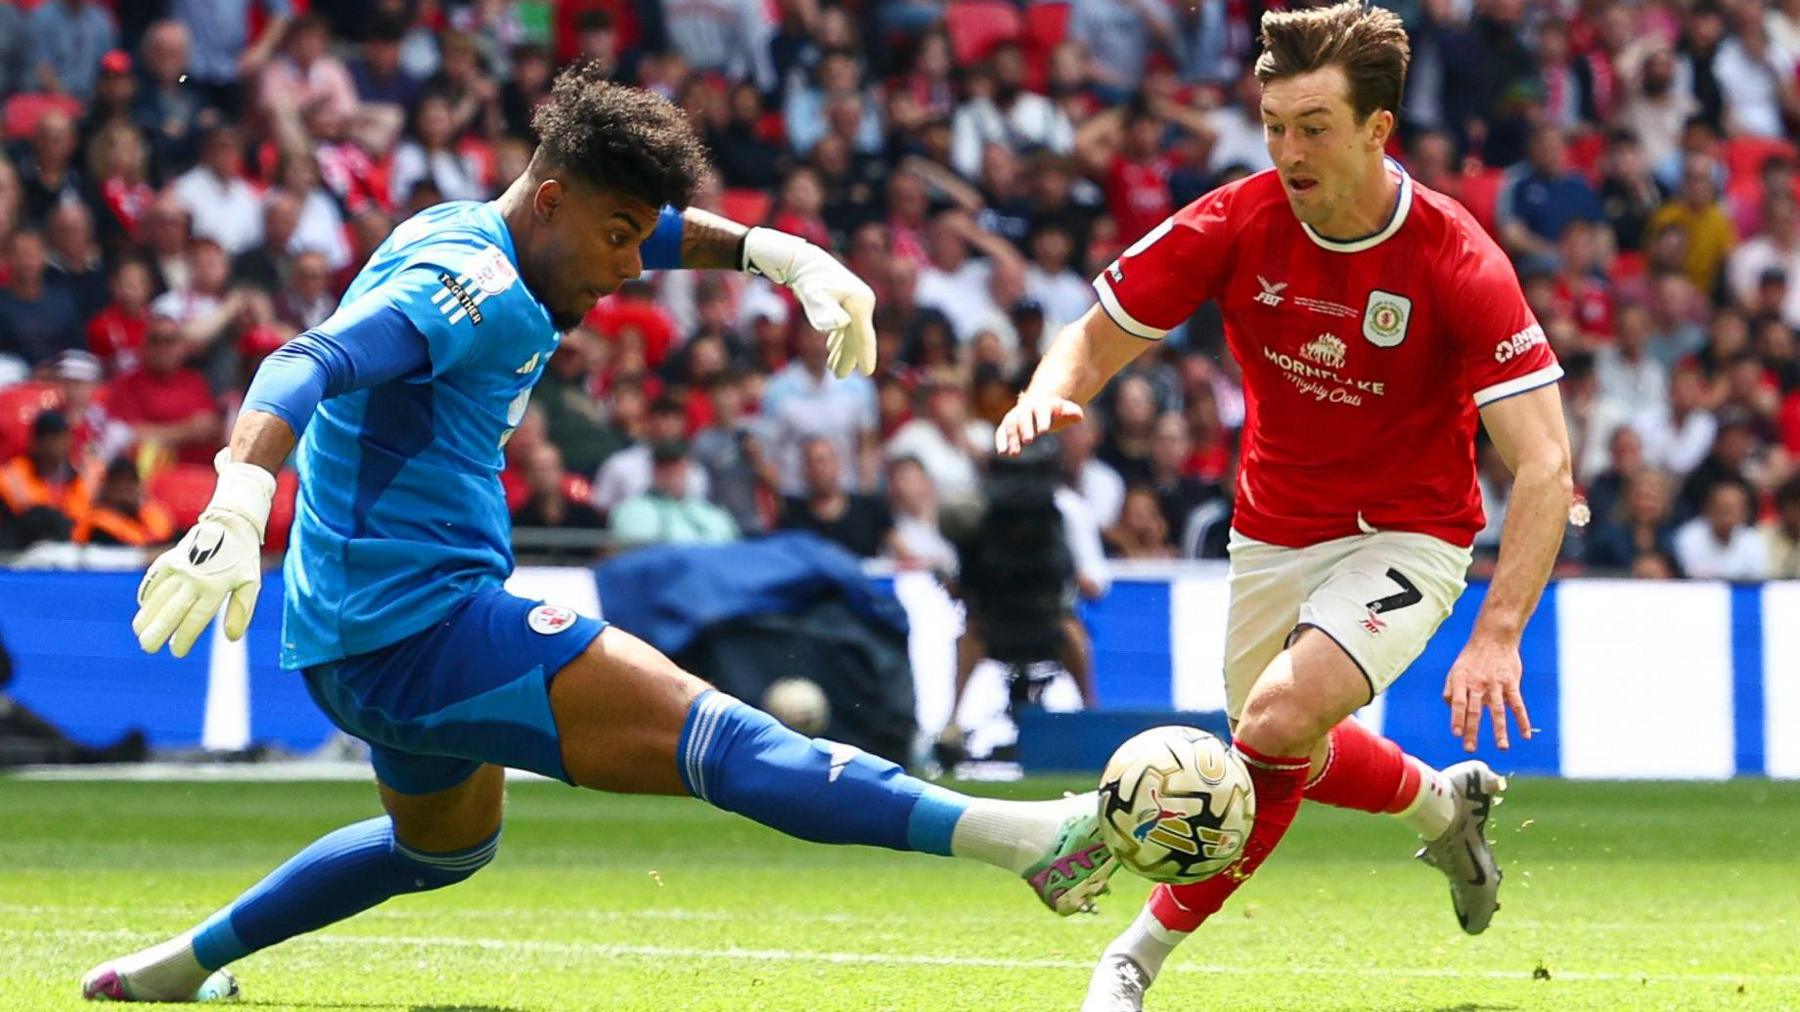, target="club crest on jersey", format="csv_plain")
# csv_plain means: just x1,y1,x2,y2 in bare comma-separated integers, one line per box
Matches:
527,604,578,635
469,246,520,296
1362,290,1411,347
